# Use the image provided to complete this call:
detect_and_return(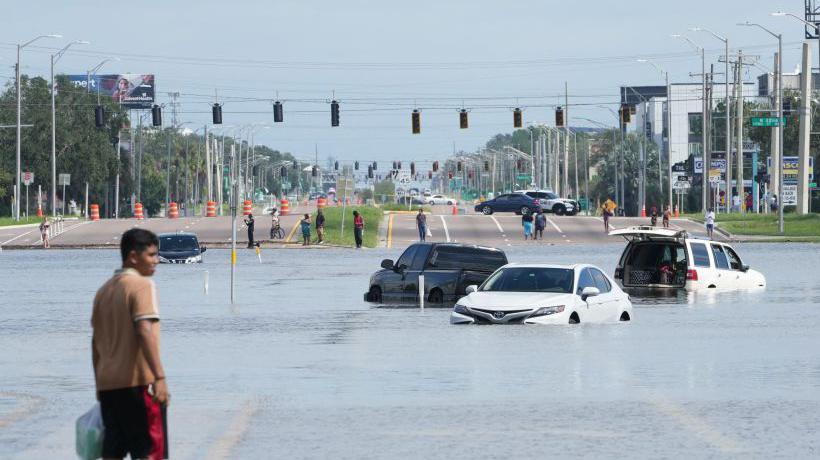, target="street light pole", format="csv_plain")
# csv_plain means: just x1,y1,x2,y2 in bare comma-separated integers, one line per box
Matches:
739,22,784,233
15,34,61,220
